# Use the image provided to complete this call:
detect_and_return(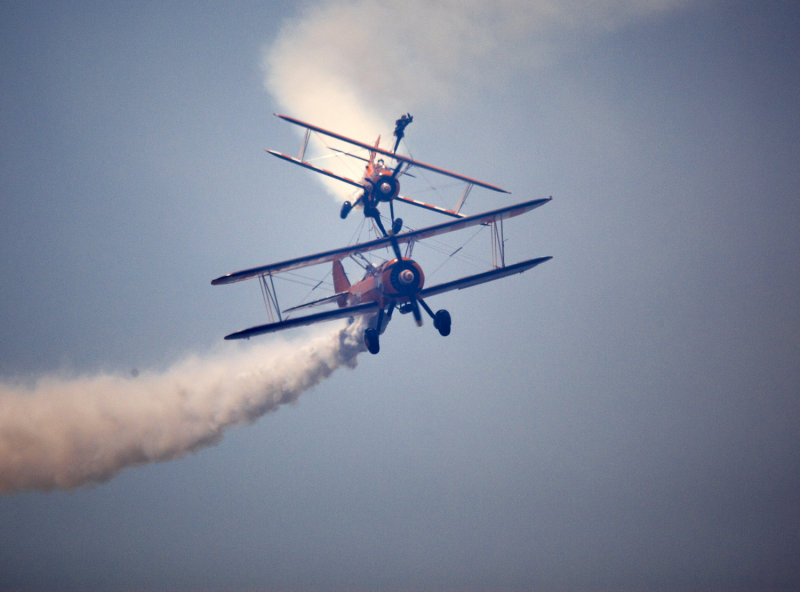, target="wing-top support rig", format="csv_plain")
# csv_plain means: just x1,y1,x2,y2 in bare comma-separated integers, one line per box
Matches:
212,198,552,354
266,113,511,237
